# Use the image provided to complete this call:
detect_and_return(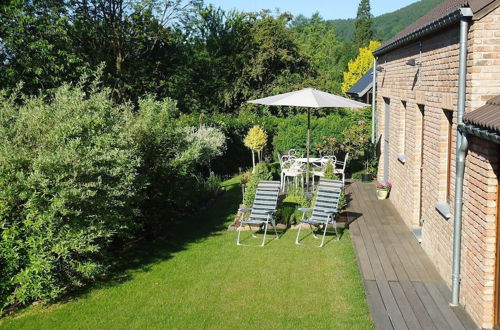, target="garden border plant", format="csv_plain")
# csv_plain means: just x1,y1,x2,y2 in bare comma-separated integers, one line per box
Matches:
0,78,227,314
